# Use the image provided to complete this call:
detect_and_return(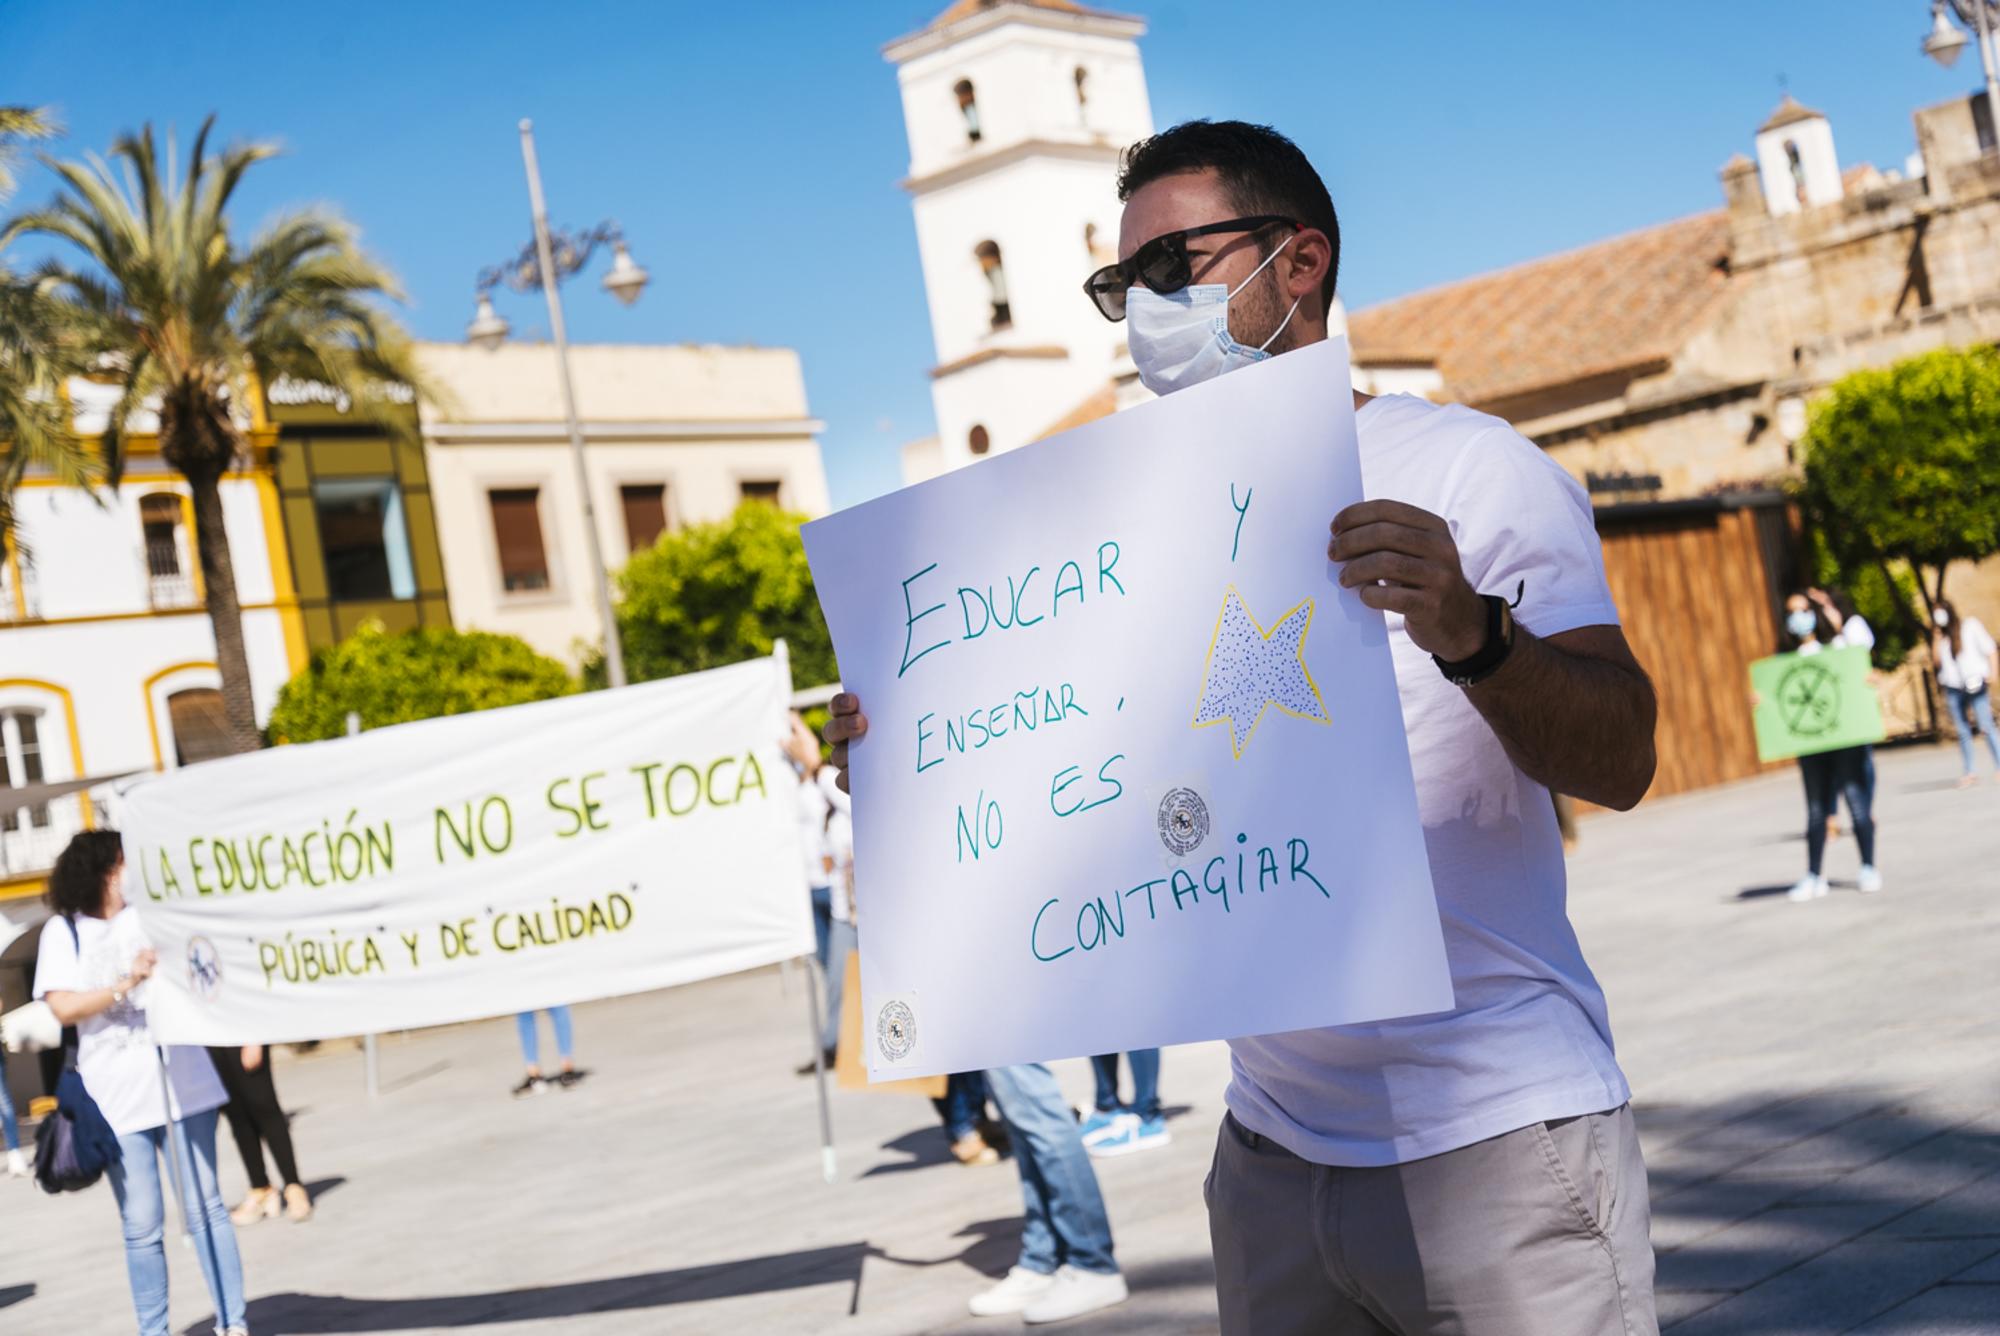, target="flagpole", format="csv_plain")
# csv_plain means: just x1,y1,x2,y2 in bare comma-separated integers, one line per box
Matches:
774,637,837,1183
